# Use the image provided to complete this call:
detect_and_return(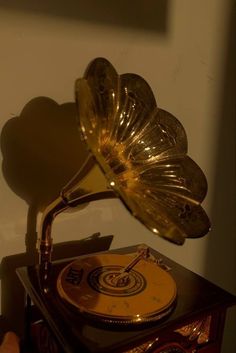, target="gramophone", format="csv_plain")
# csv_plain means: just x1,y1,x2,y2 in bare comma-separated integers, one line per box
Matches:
37,57,210,323
17,58,236,353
